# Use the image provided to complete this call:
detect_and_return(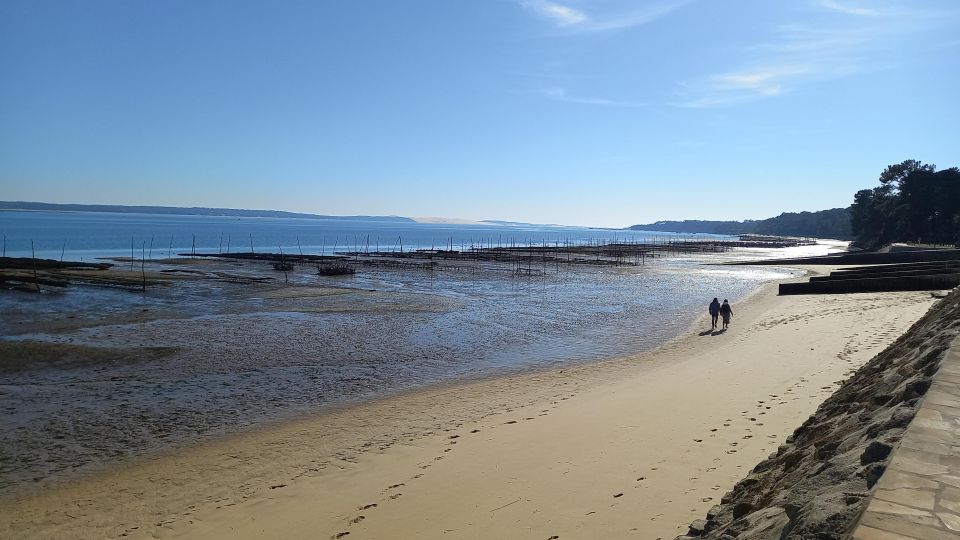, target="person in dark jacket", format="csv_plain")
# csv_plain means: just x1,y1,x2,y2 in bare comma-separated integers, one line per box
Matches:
709,298,721,330
720,299,733,330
